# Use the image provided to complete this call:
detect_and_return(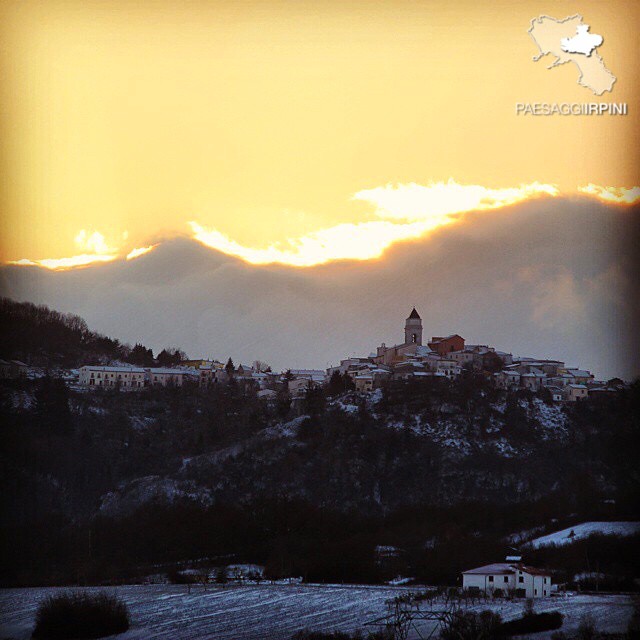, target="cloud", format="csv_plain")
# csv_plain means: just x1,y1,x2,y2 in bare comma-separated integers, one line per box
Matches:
10,254,117,270
10,229,119,270
126,244,158,261
74,230,113,255
191,180,560,267
352,180,559,221
6,182,638,271
190,220,431,267
578,184,640,204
